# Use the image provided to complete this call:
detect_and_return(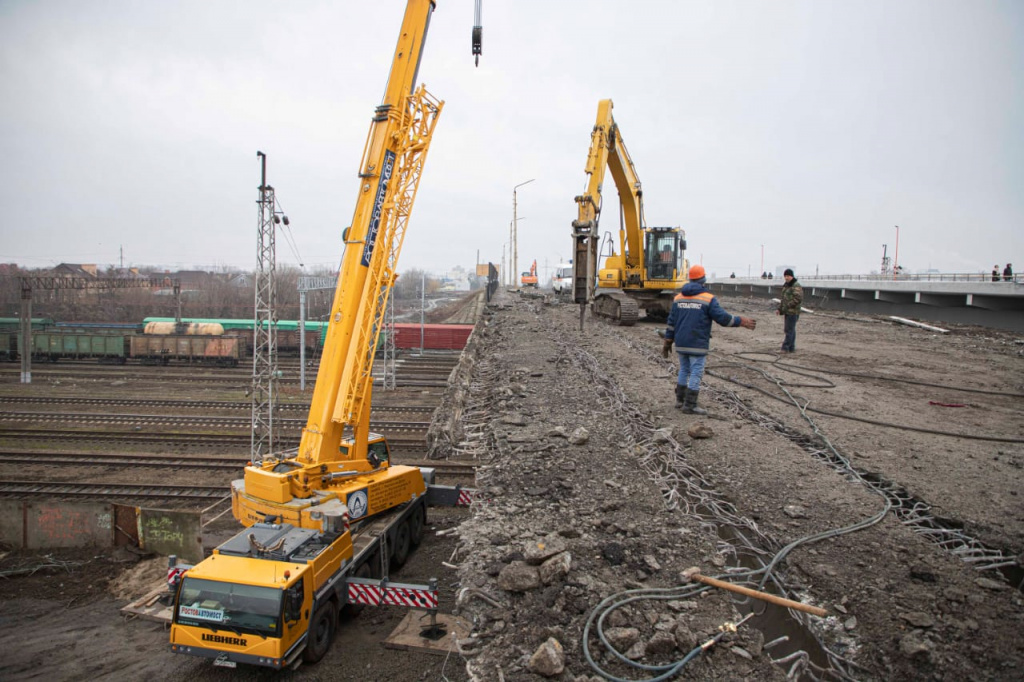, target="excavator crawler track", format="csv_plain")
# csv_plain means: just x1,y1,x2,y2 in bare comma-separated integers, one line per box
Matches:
592,292,639,326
